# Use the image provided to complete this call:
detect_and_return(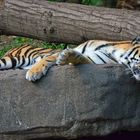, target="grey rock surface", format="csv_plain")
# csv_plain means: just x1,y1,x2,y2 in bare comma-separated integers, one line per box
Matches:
0,64,140,140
